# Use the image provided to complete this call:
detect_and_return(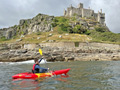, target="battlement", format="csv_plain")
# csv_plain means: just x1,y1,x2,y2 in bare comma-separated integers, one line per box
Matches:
64,3,105,26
